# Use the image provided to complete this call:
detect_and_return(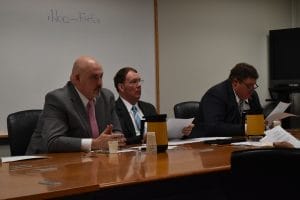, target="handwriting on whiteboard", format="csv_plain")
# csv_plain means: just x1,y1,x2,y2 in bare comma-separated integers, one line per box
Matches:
48,9,101,24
